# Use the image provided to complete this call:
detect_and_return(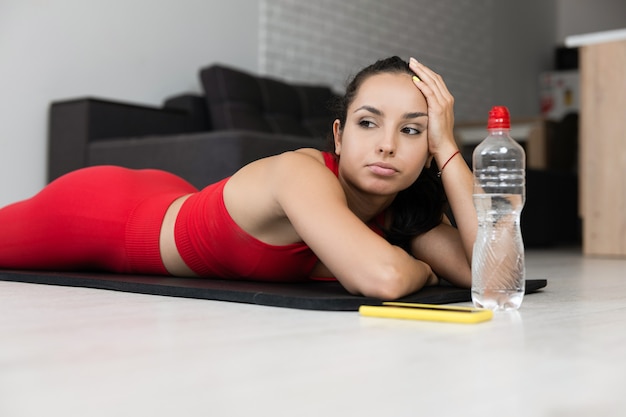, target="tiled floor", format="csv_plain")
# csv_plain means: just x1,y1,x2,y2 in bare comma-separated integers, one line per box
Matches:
1,247,625,417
